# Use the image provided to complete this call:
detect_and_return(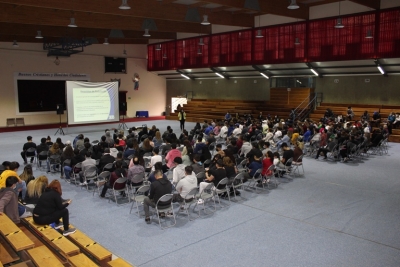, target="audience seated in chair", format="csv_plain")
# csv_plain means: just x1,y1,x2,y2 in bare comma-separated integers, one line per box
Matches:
21,136,37,164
